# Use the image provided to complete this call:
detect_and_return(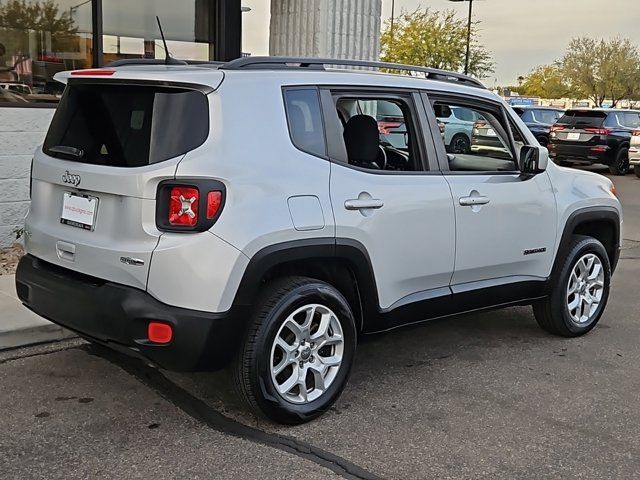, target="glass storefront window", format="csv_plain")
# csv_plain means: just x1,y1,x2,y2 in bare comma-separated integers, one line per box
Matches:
102,0,215,64
0,0,93,104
